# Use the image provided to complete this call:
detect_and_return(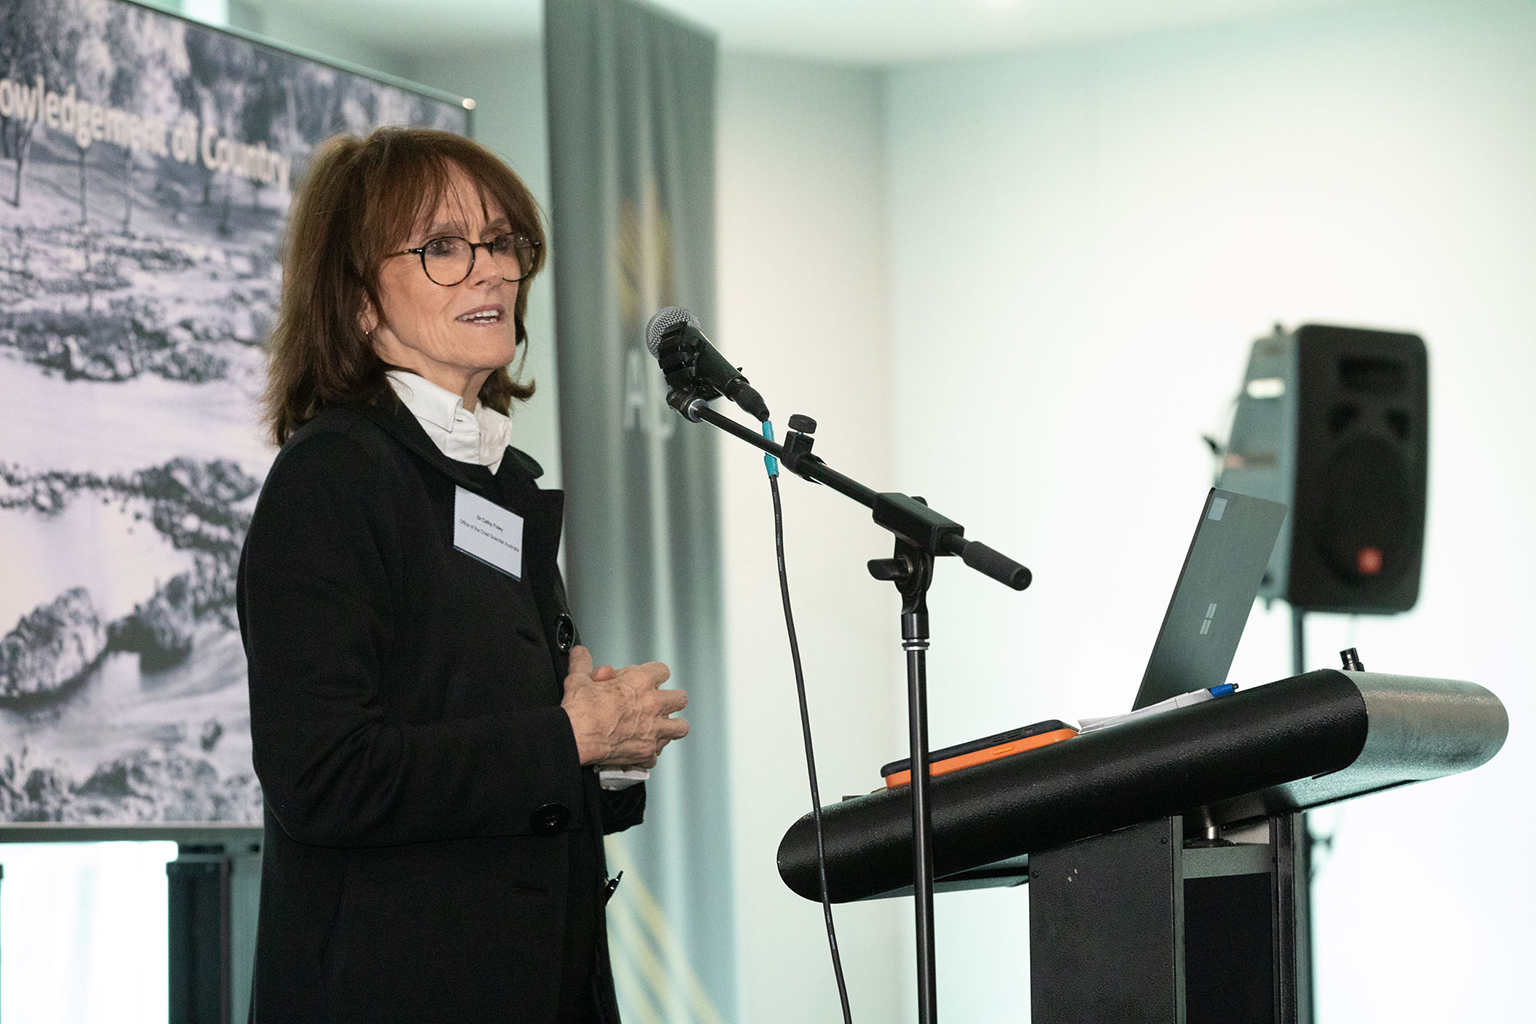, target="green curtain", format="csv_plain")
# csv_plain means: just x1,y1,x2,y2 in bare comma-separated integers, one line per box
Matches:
544,1,734,1020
